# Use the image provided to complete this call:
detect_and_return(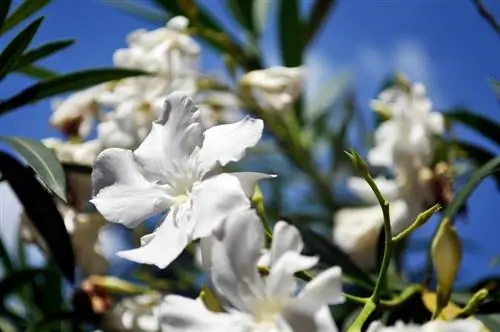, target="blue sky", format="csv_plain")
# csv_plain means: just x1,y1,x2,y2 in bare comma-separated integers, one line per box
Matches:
1,0,500,286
